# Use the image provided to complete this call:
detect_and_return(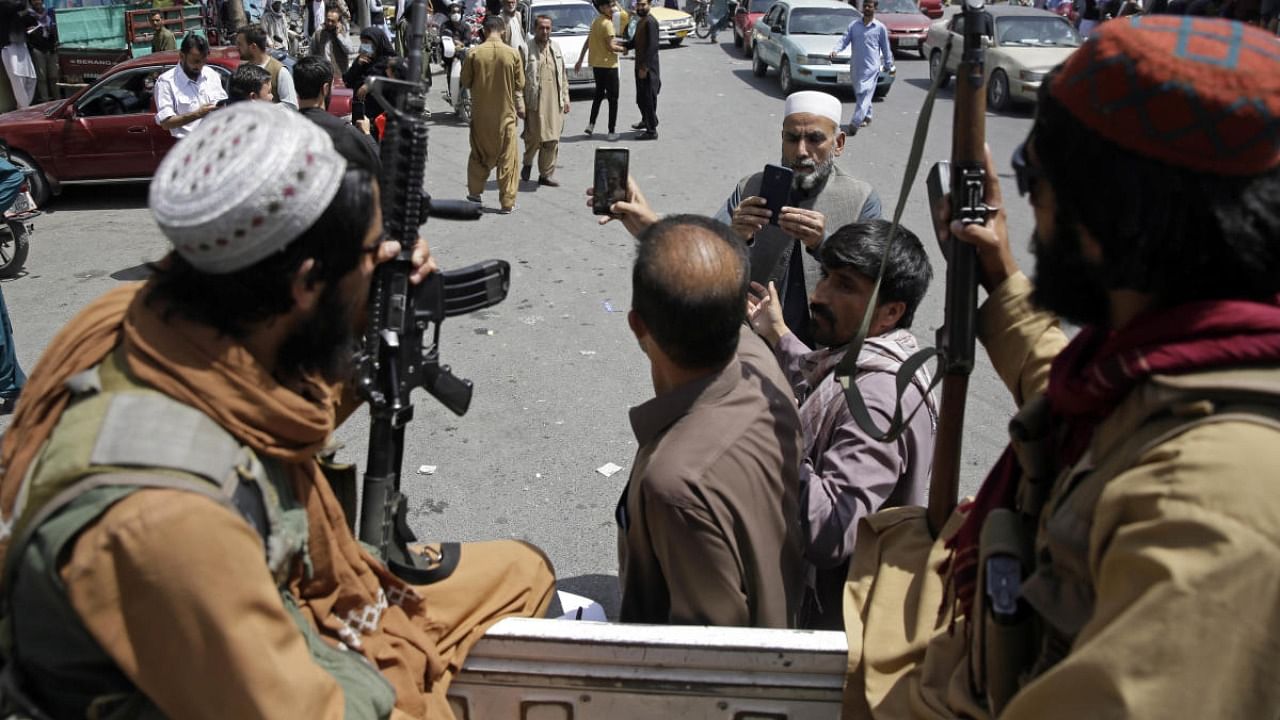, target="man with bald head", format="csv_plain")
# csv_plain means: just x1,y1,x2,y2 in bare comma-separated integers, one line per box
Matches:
616,215,808,628
715,90,882,345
